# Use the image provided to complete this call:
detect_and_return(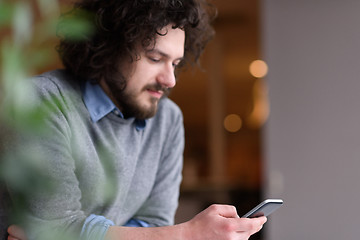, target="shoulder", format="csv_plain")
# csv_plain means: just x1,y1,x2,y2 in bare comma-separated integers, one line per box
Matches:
30,69,81,96
26,70,86,119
